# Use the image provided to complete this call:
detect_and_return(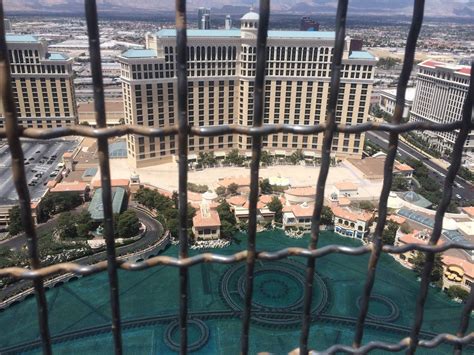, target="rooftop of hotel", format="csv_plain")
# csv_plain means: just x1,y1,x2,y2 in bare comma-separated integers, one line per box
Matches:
154,28,337,40
121,48,157,59
348,51,375,60
45,52,69,61
419,59,471,76
5,34,39,43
